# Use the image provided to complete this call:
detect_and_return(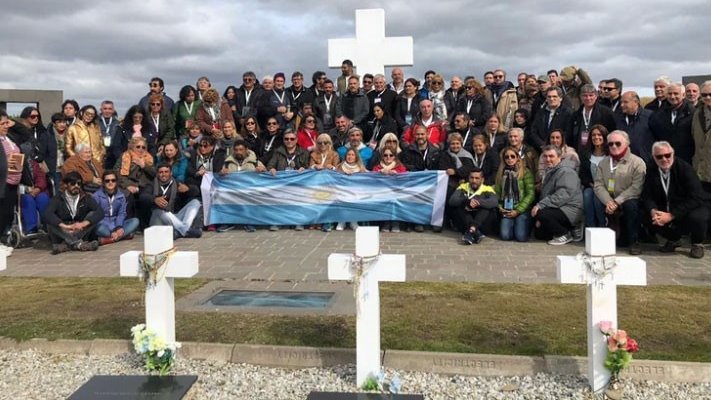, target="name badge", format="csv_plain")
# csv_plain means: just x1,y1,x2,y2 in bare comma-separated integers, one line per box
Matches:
607,178,616,193
374,98,382,104
103,136,111,147
185,120,193,129
504,198,514,210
